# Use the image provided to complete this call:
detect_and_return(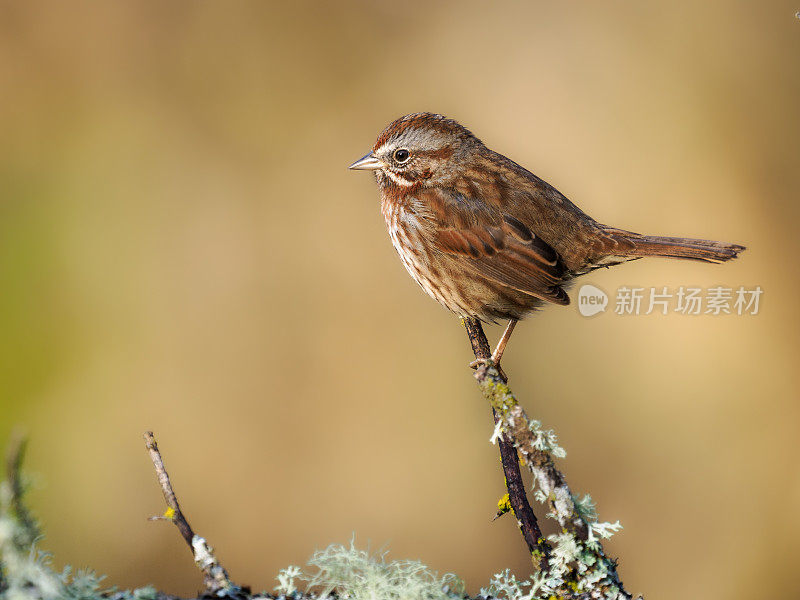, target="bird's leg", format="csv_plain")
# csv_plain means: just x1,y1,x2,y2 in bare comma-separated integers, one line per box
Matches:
492,319,517,364
469,319,517,373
